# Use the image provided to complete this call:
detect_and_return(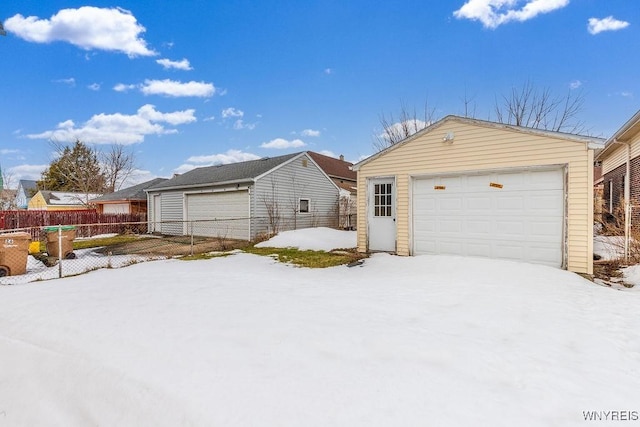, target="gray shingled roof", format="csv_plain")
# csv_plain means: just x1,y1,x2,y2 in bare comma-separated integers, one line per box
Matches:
92,178,168,202
147,152,302,191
